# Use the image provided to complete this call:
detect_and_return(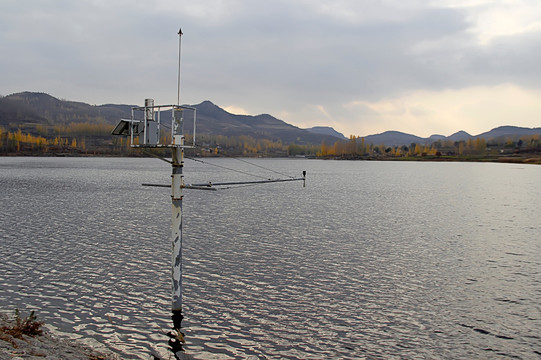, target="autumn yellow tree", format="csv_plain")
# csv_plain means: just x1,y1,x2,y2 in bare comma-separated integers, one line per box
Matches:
347,135,357,155
474,138,486,154
359,137,365,155
318,141,329,156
